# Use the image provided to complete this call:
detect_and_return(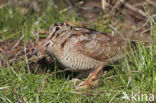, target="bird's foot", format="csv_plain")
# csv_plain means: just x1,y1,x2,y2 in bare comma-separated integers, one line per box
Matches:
74,65,103,89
